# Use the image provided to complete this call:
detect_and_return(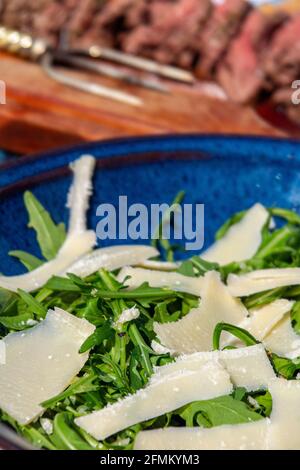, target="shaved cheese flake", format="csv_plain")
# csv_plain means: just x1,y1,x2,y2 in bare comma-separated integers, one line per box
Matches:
263,314,300,359
219,345,275,391
116,306,140,326
64,245,159,278
134,420,270,450
67,155,96,235
238,299,294,342
0,155,96,292
138,260,179,271
268,378,300,450
0,231,95,292
201,203,269,265
151,340,173,355
227,268,300,297
75,361,232,441
154,271,247,354
0,308,95,425
154,344,275,392
0,340,5,365
40,418,53,436
117,267,204,297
